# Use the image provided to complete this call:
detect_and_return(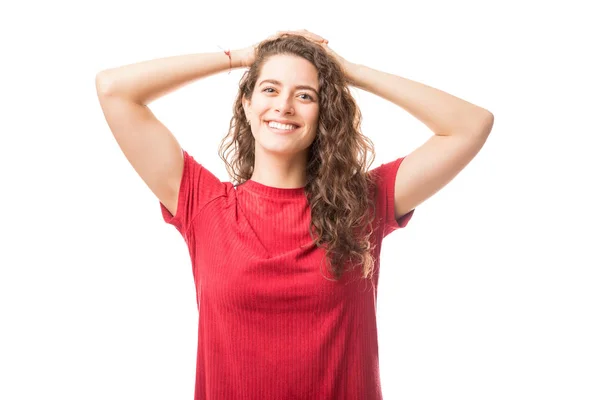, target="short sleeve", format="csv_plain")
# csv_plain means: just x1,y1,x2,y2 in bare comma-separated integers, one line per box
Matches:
160,149,227,236
369,156,415,238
